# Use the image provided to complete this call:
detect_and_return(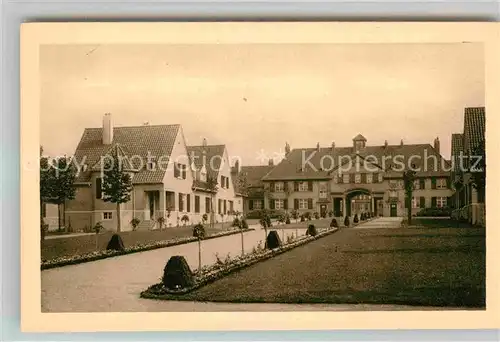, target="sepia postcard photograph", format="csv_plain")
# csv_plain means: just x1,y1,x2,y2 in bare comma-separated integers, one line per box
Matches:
21,22,500,332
